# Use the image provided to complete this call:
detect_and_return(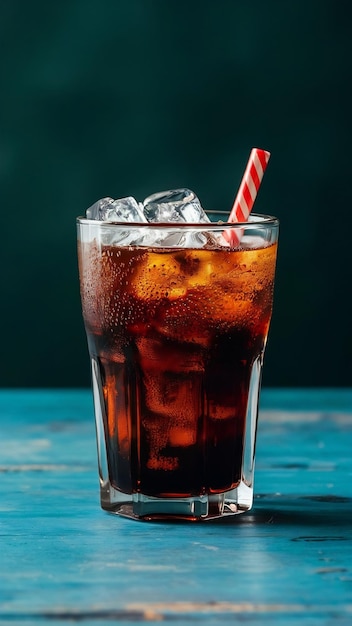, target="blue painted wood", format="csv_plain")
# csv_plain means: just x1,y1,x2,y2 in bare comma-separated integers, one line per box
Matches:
0,389,351,625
